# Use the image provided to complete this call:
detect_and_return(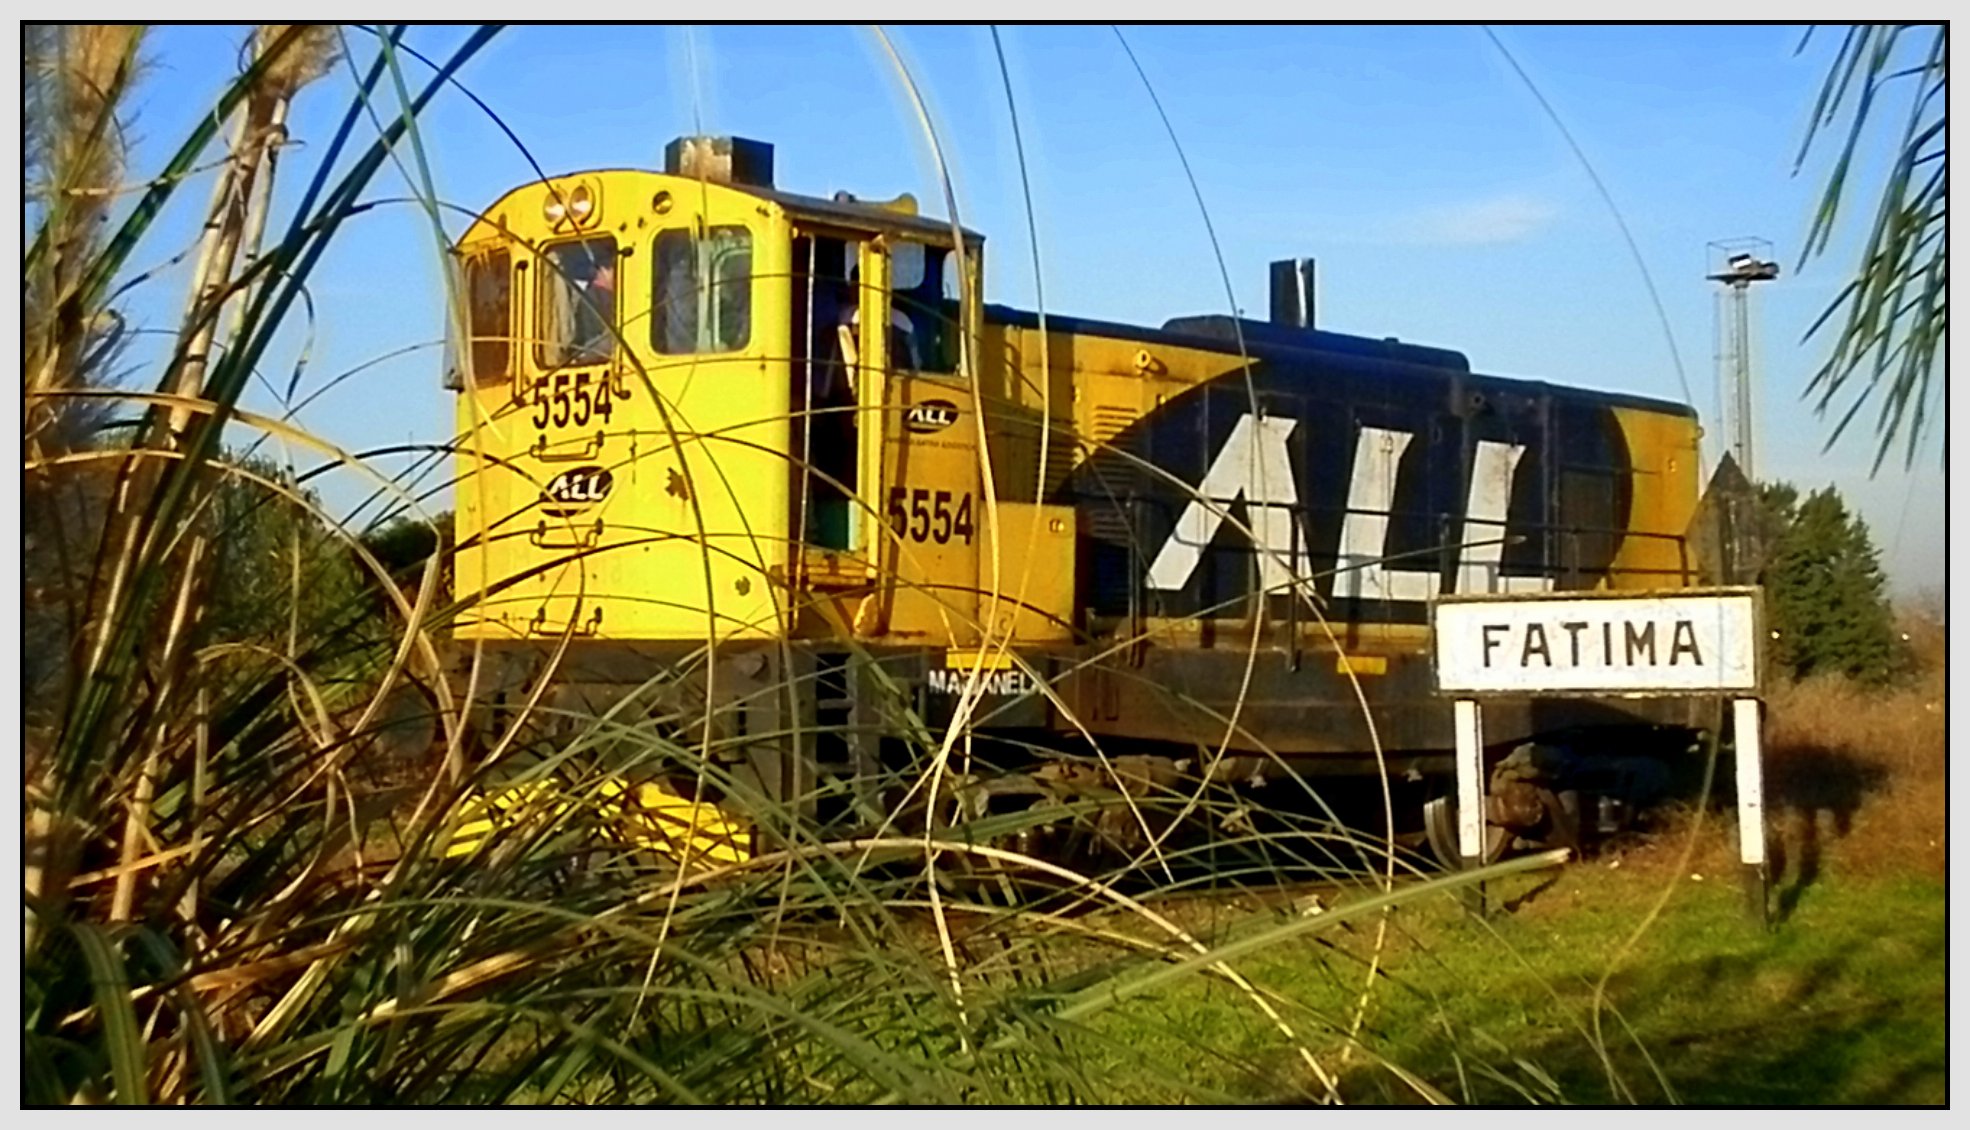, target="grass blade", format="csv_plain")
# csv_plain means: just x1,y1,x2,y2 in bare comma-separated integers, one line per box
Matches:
70,923,149,1105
